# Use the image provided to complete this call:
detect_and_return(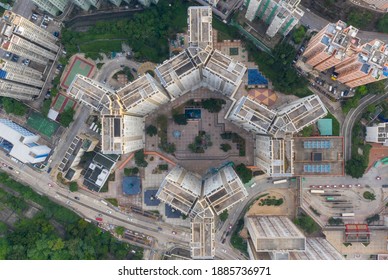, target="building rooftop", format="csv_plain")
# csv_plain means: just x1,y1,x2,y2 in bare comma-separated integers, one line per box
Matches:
317,118,333,136
366,123,388,145
203,166,248,215
188,6,213,49
156,166,202,215
83,152,119,192
67,74,113,112
293,136,344,176
290,238,344,260
122,176,141,195
246,215,306,252
144,189,161,206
